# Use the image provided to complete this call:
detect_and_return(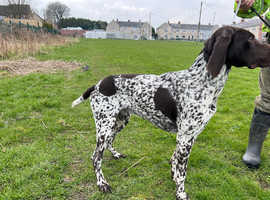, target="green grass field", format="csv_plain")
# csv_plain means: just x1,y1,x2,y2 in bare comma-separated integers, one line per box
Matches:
0,39,270,200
